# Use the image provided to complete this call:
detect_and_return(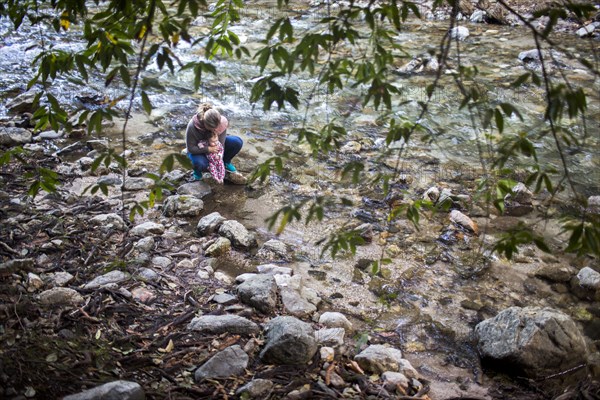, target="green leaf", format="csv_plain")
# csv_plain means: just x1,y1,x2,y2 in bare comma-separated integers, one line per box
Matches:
141,91,152,114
